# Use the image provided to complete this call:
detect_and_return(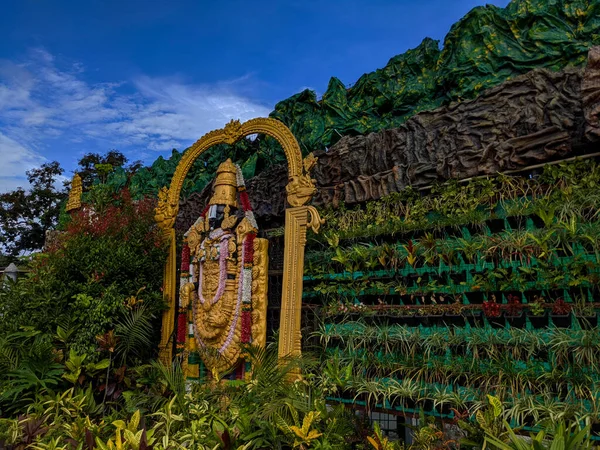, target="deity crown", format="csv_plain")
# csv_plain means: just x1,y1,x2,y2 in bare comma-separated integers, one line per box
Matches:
208,158,239,208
